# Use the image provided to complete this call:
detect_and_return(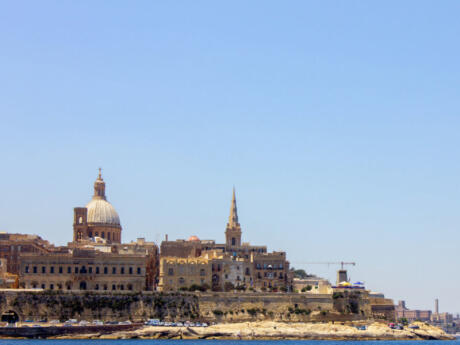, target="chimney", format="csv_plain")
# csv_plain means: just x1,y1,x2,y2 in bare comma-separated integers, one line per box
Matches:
165,234,168,241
